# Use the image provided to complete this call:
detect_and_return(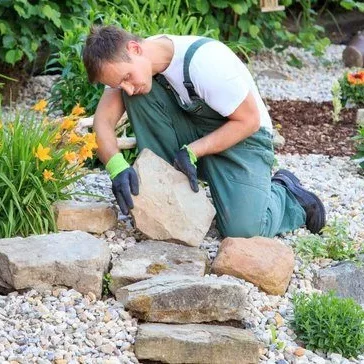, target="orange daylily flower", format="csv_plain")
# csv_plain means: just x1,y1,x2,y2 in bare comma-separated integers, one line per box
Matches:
61,117,76,131
347,70,364,85
32,99,48,112
79,145,93,161
83,132,98,150
64,151,78,164
43,169,56,182
68,131,83,144
71,103,86,117
34,143,52,162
